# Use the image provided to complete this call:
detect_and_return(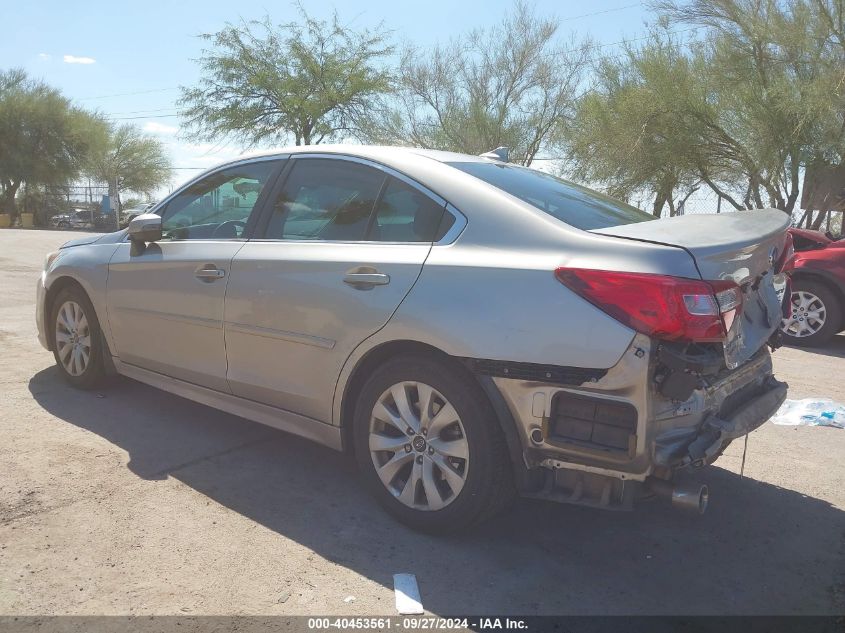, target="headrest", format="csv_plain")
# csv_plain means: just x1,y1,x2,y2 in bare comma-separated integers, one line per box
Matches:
412,195,442,241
